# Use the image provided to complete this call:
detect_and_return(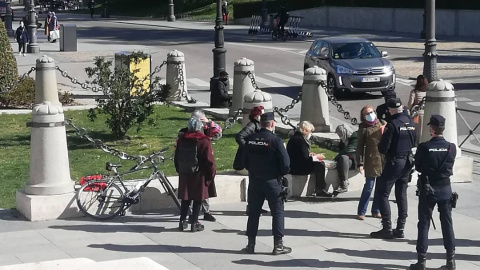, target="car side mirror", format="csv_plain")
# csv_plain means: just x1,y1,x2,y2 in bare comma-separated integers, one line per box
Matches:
381,51,389,58
319,53,328,60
